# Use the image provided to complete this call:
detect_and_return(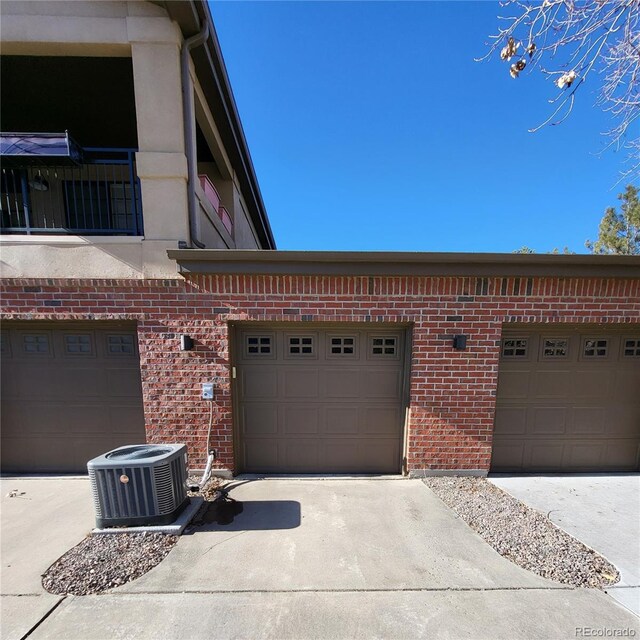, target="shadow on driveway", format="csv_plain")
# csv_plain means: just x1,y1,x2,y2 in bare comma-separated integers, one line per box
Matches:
188,499,301,532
